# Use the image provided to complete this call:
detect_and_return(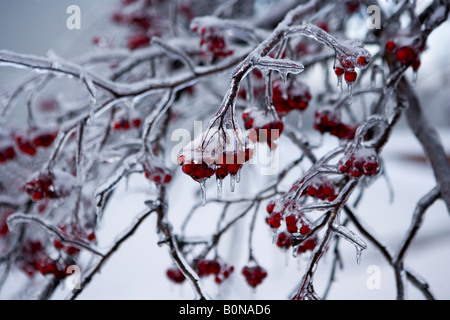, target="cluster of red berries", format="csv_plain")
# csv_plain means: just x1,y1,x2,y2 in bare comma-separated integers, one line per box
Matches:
179,149,253,182
285,214,311,235
266,201,311,235
166,266,186,284
14,127,58,157
192,26,234,59
126,33,152,50
385,39,422,71
110,3,160,51
338,148,380,178
296,237,318,254
0,132,15,164
53,223,96,256
334,51,370,84
24,170,74,201
178,131,254,183
275,231,318,254
272,80,312,115
305,177,338,202
144,165,172,185
276,231,291,250
37,257,71,280
111,113,142,131
16,240,69,279
196,259,234,284
242,265,268,288
242,109,284,150
314,107,358,140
